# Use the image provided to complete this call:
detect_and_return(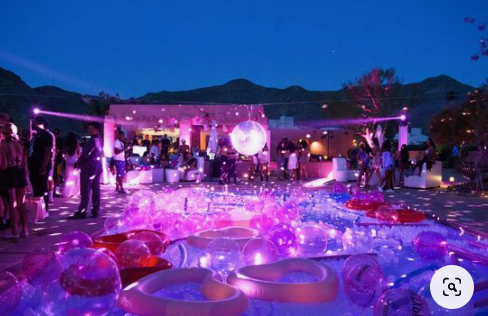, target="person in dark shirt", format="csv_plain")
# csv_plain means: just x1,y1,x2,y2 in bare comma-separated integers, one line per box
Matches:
70,122,103,219
160,134,171,161
28,116,54,212
131,135,140,147
52,129,64,195
141,134,151,149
